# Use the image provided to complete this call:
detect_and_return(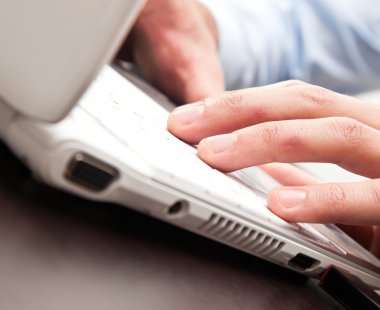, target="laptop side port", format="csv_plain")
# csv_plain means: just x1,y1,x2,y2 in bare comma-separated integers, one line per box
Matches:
166,200,189,218
65,153,119,192
288,253,320,271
